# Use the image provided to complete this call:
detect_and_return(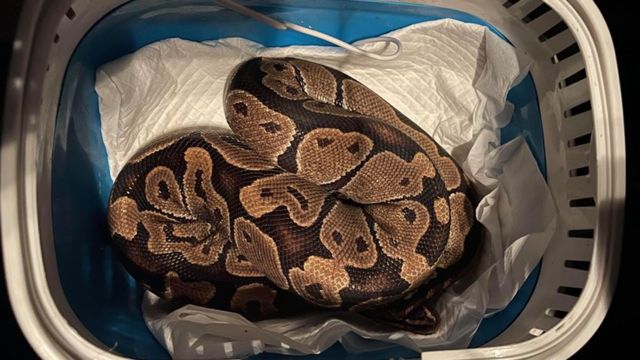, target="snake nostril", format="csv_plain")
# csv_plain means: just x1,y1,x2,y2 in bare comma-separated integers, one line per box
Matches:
399,177,410,186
